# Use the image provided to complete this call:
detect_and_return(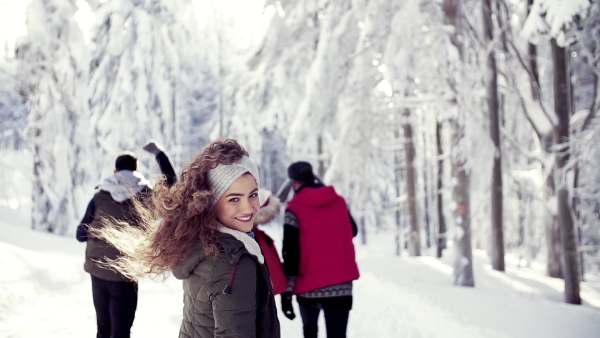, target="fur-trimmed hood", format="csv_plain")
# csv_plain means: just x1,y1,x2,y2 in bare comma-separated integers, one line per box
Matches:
255,193,280,225
172,225,264,280
97,170,150,202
